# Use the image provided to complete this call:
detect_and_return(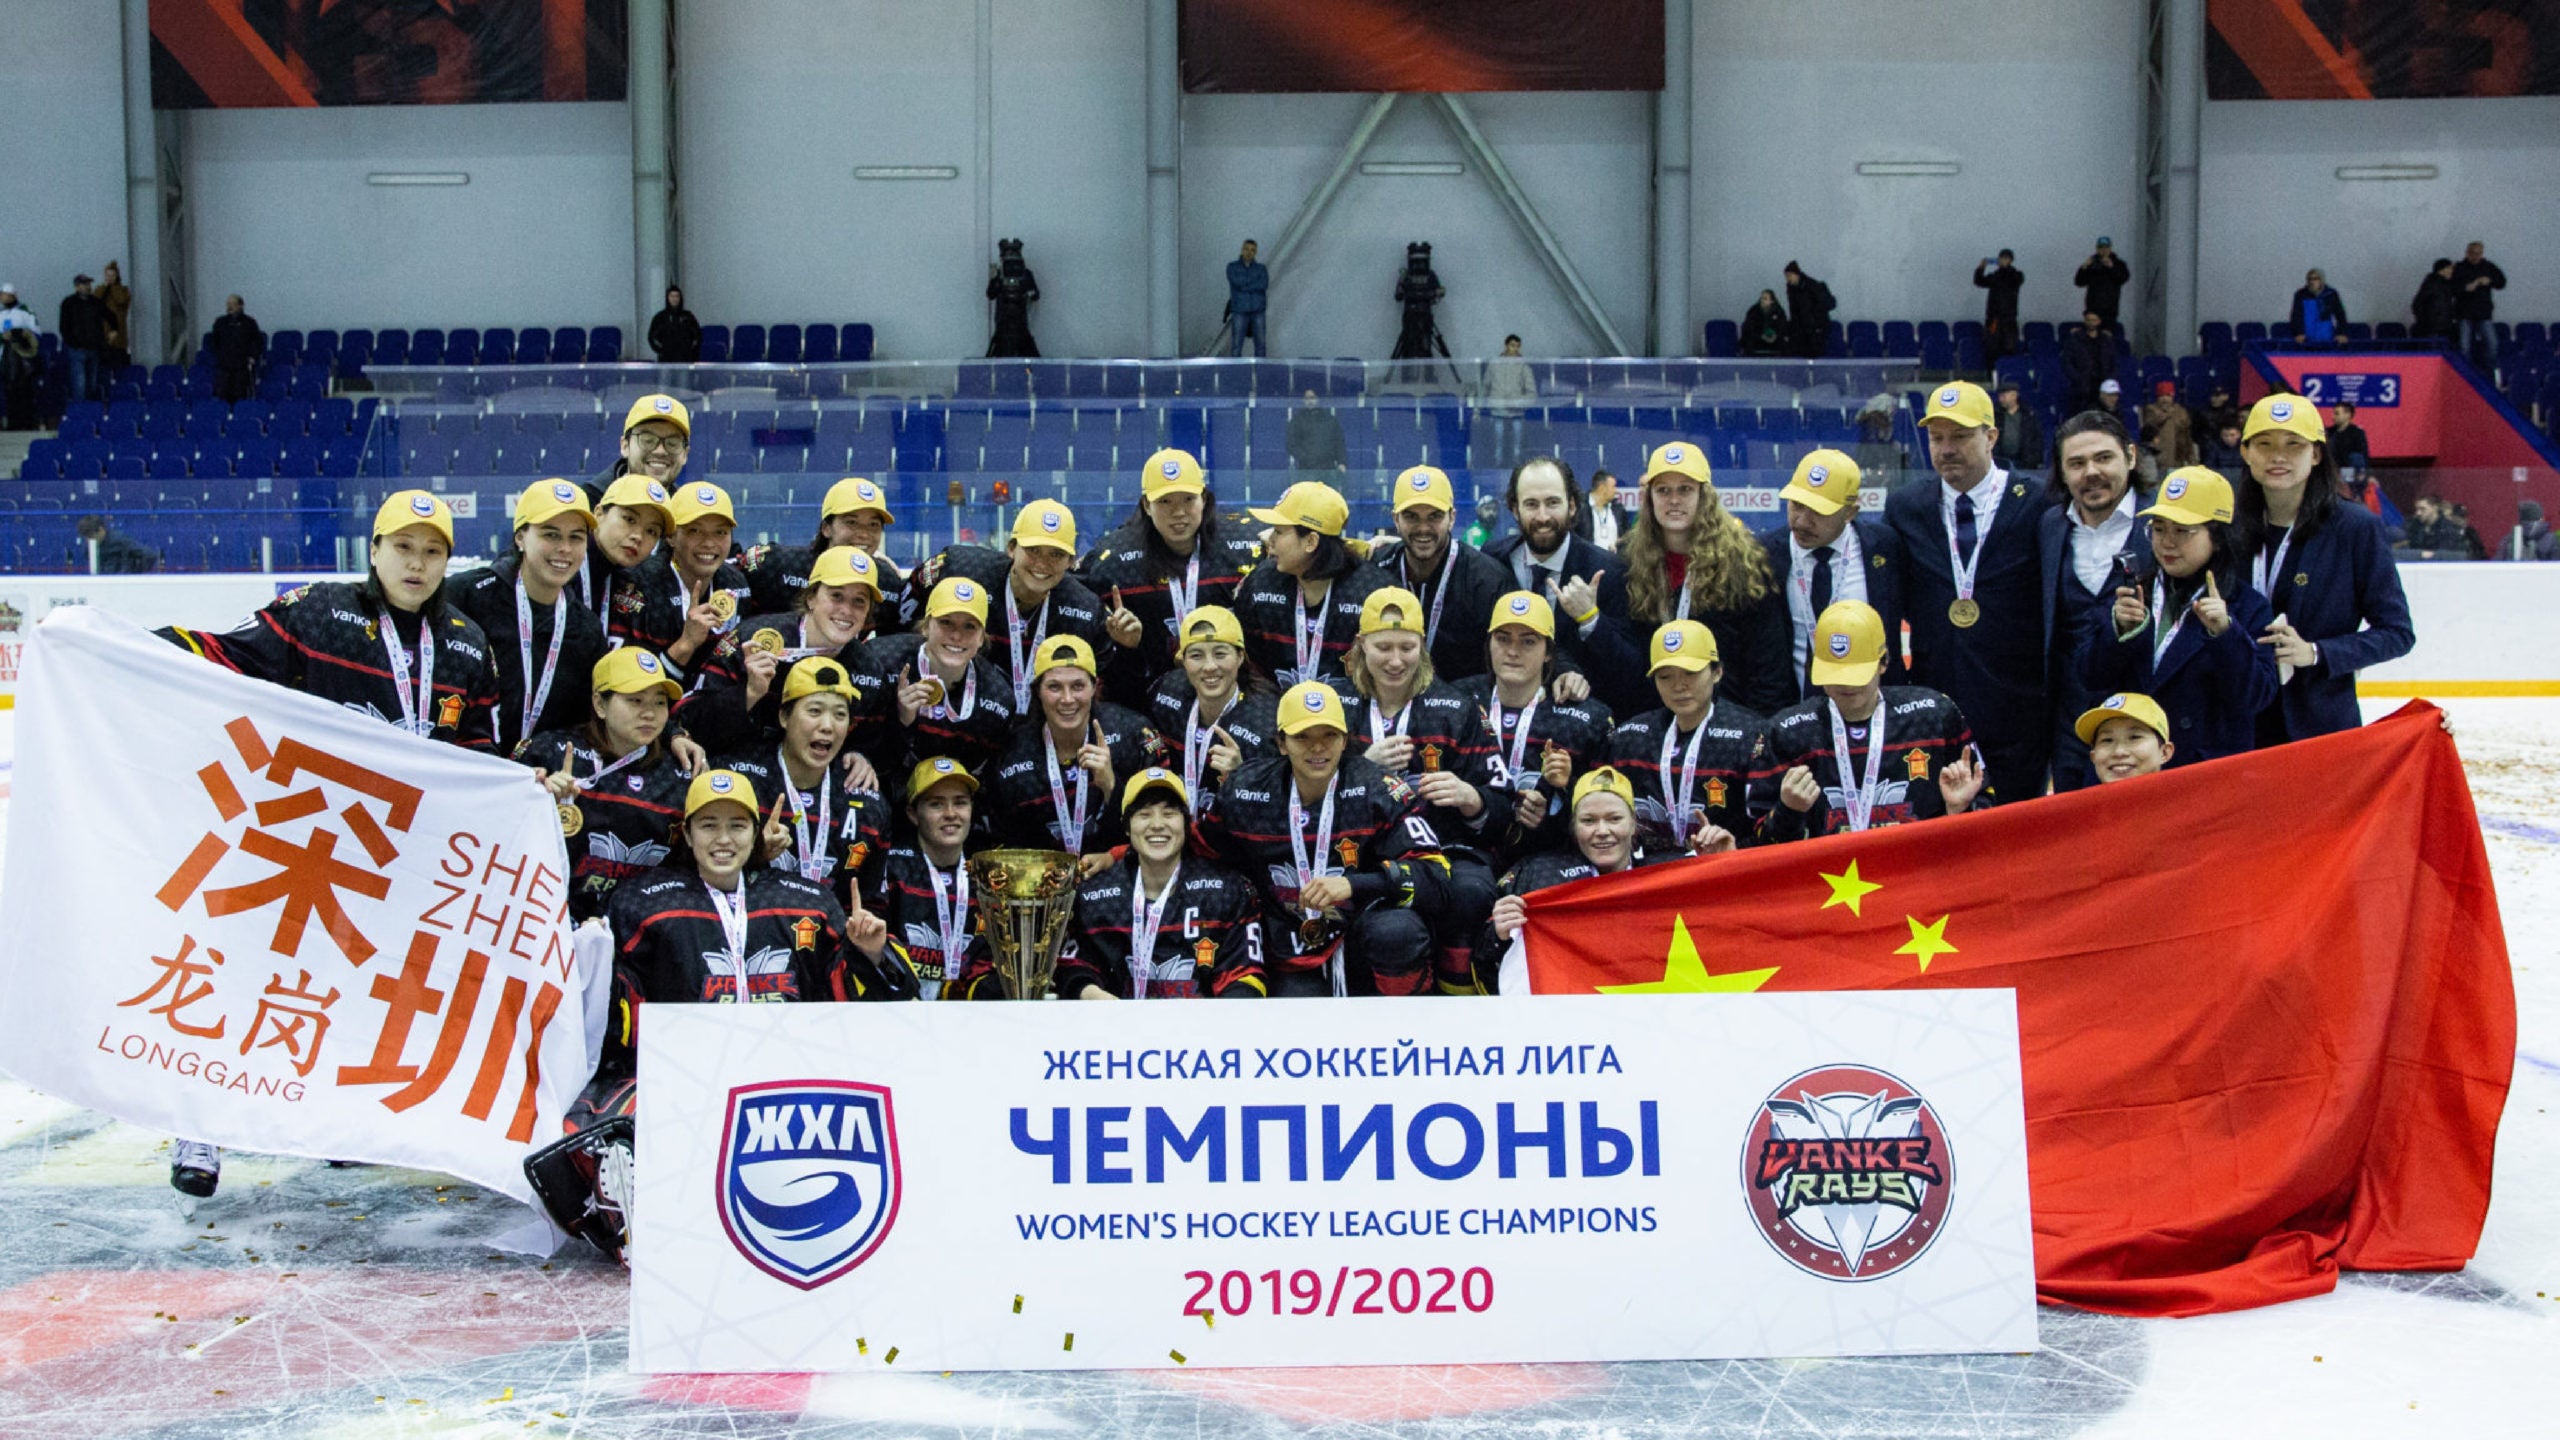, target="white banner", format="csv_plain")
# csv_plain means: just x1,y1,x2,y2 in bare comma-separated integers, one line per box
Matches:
633,991,2036,1373
0,606,588,1204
